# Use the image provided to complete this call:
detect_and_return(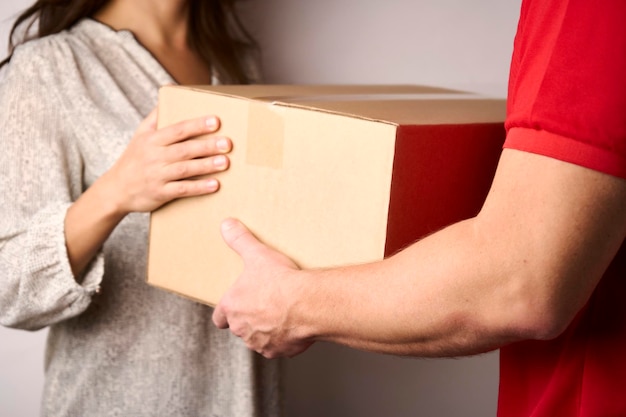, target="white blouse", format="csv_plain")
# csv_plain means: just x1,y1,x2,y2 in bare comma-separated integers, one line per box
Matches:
0,18,280,417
